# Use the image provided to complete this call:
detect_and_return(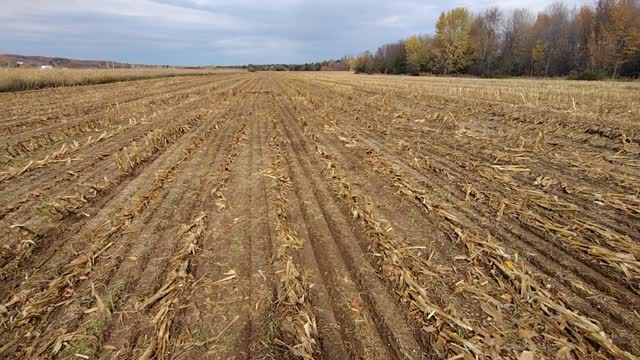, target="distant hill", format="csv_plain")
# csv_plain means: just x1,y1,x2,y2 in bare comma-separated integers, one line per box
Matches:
0,54,178,69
